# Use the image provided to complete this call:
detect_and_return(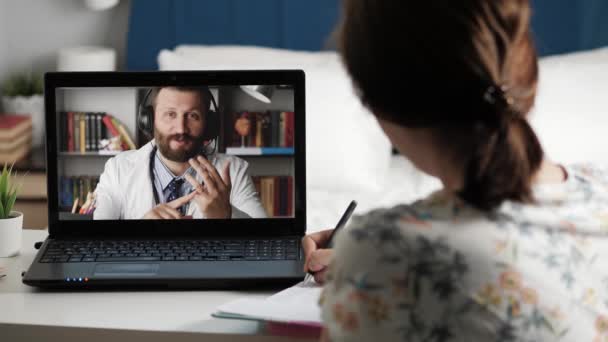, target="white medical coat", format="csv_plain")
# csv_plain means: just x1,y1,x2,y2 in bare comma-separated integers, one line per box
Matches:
93,141,267,219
